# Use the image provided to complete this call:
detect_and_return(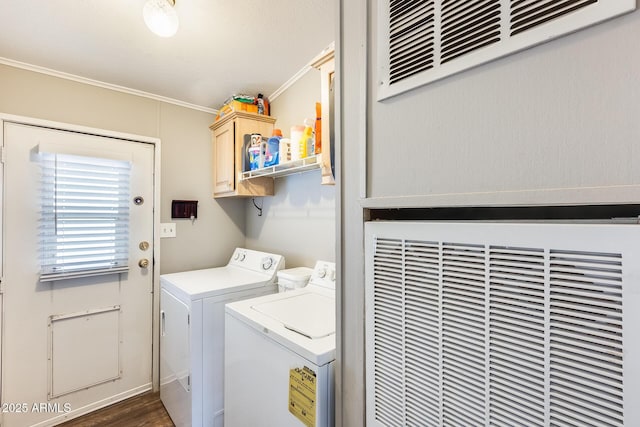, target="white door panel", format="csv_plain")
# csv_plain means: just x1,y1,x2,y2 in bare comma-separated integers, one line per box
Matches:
1,122,155,426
